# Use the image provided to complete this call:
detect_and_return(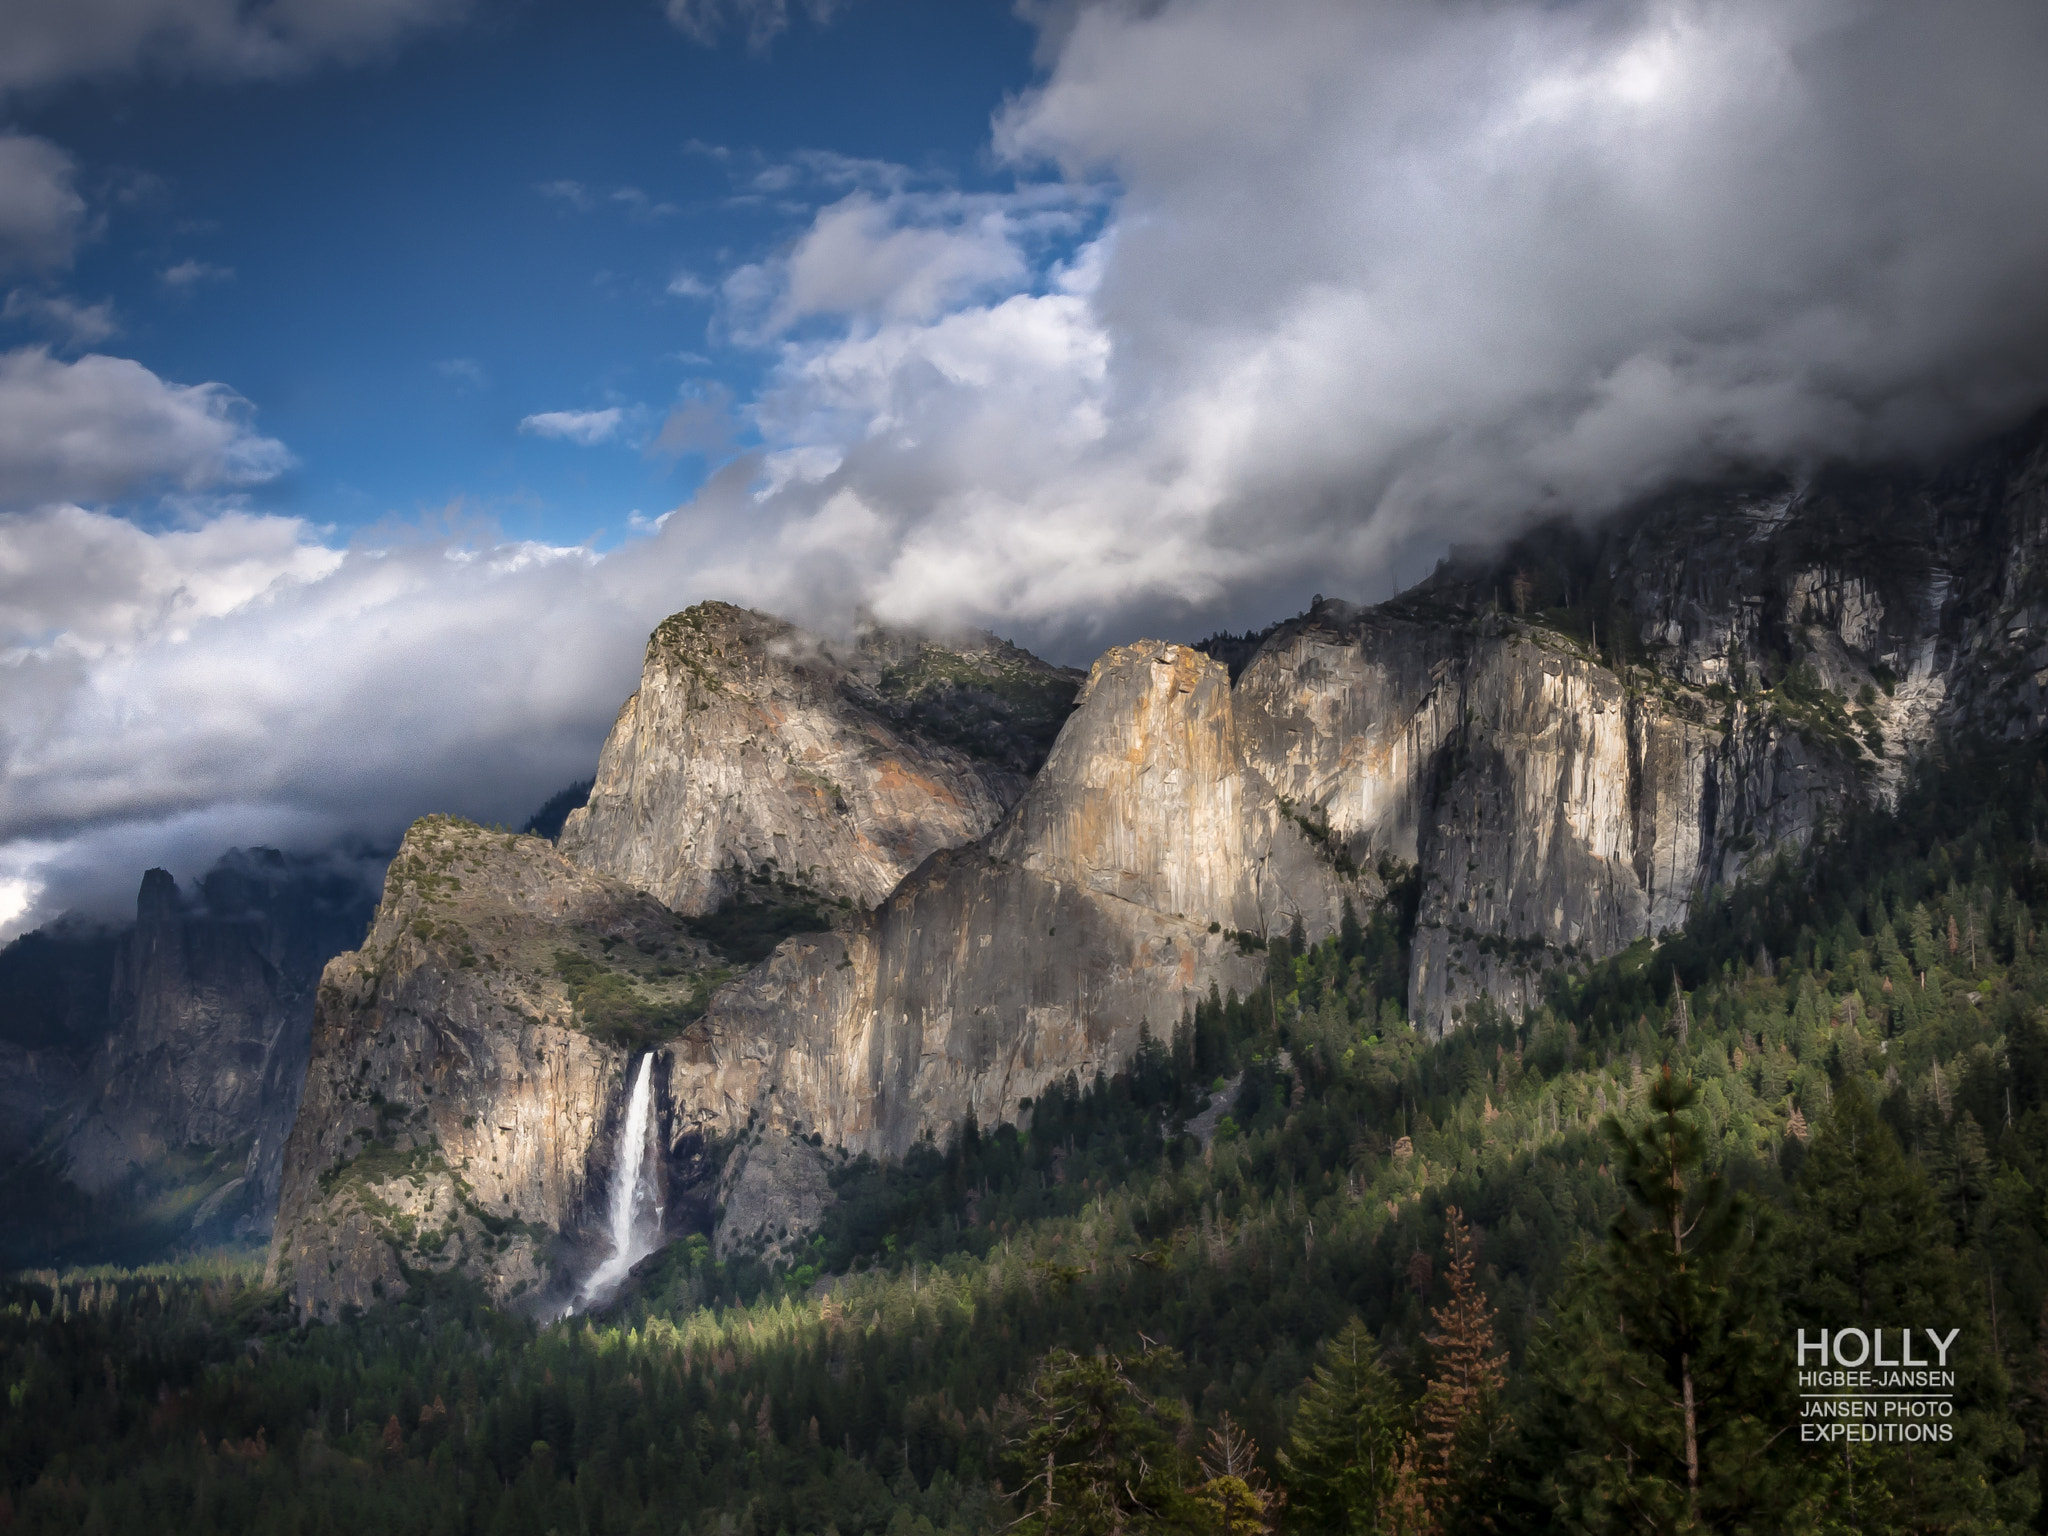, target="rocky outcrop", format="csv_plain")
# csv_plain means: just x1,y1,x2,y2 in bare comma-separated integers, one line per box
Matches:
263,418,2048,1312
1231,609,1858,1032
713,1129,836,1263
269,642,1367,1311
265,818,722,1318
1226,415,2048,1032
57,850,377,1231
657,641,1368,1171
0,918,118,1160
559,603,1079,915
